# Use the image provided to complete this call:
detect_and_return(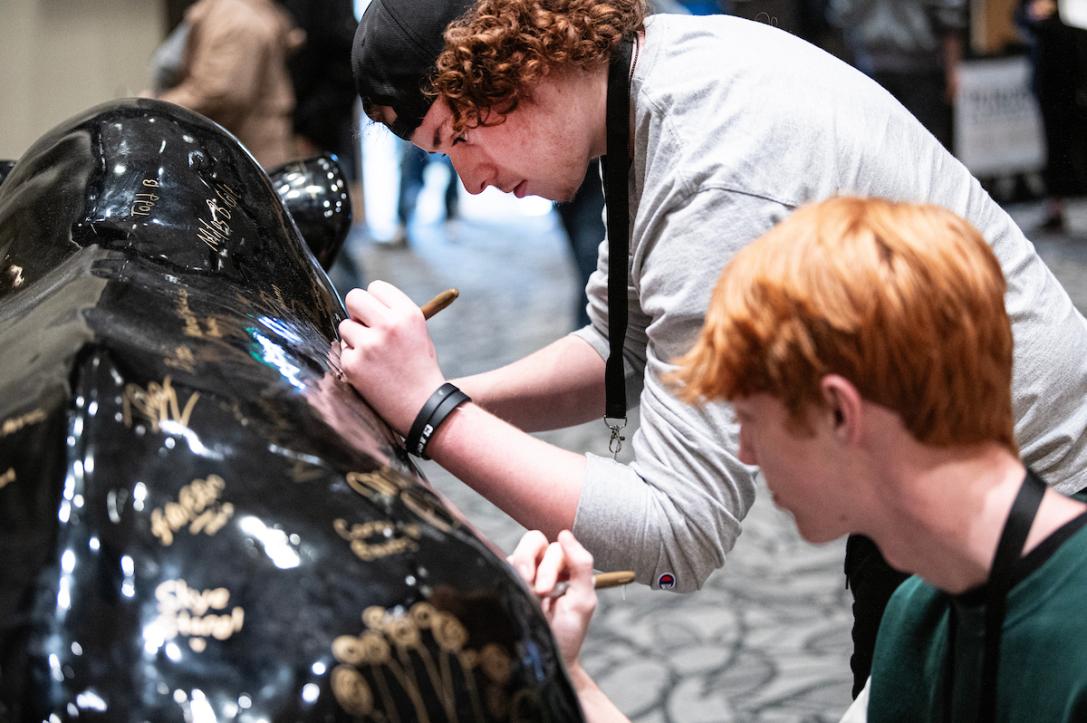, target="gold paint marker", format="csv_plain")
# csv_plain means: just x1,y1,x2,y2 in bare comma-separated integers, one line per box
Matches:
420,288,459,320
336,289,459,359
546,570,636,599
